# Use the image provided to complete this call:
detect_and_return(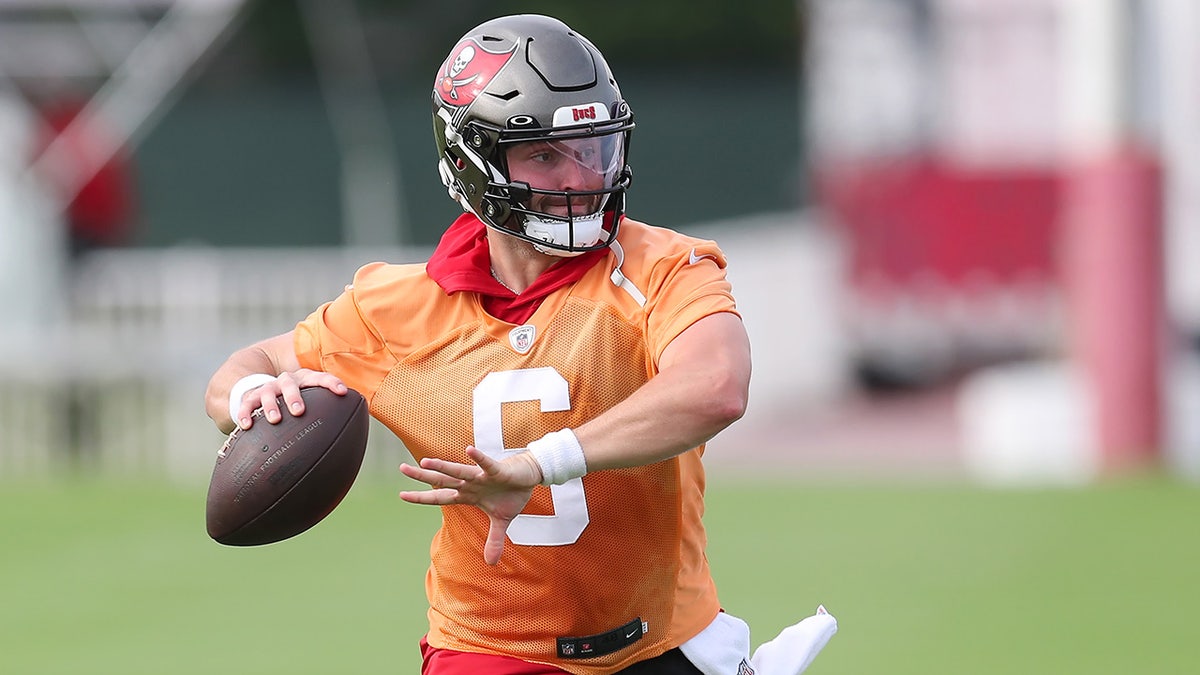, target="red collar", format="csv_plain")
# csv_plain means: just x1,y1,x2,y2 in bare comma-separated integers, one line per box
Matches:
426,213,607,324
